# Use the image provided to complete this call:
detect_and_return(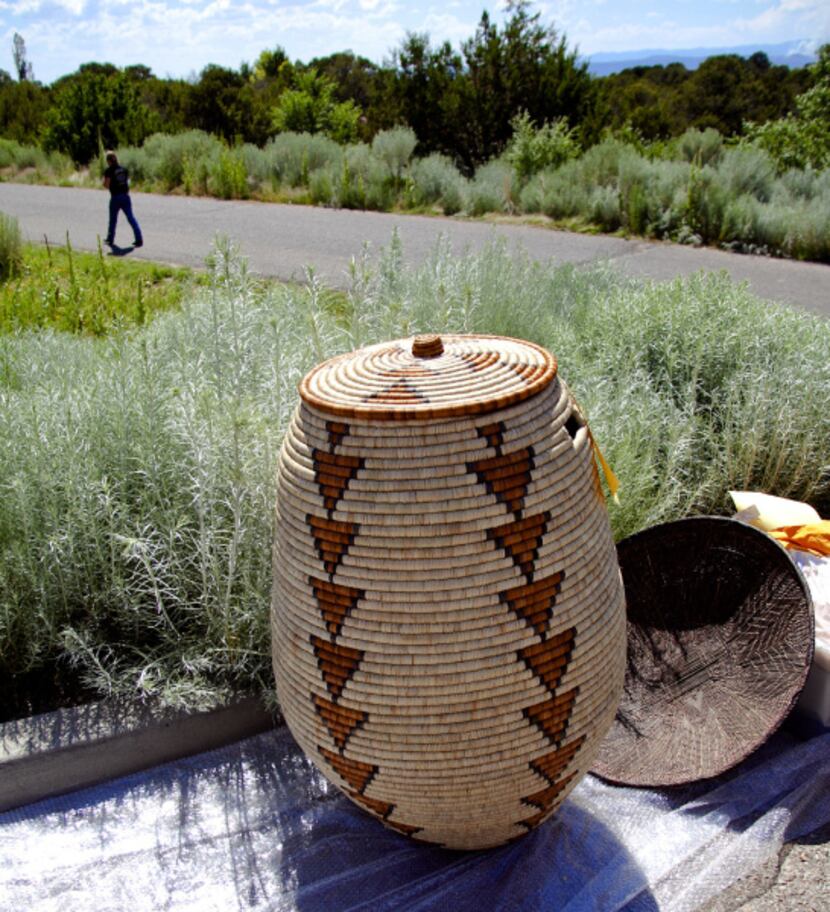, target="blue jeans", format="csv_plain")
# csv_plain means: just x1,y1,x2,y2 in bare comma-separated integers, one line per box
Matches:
107,193,142,245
